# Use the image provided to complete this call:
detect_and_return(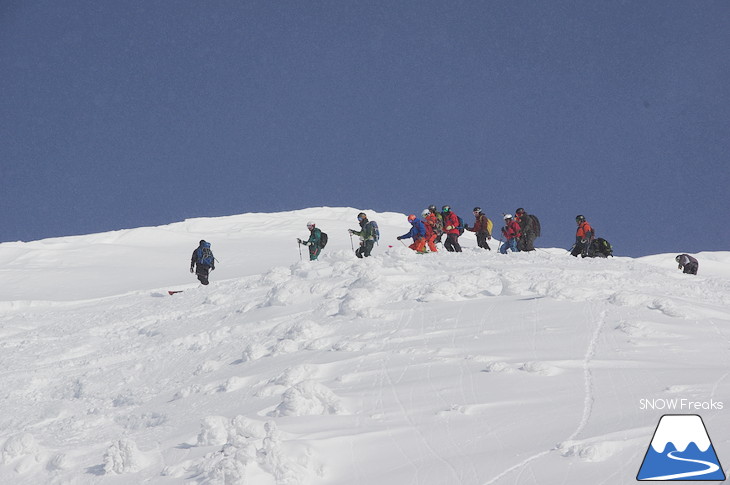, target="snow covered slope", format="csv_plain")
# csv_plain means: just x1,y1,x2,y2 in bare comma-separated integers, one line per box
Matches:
1,208,729,484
